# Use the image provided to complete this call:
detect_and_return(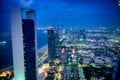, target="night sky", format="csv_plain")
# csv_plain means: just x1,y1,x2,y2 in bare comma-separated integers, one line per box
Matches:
0,0,120,35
